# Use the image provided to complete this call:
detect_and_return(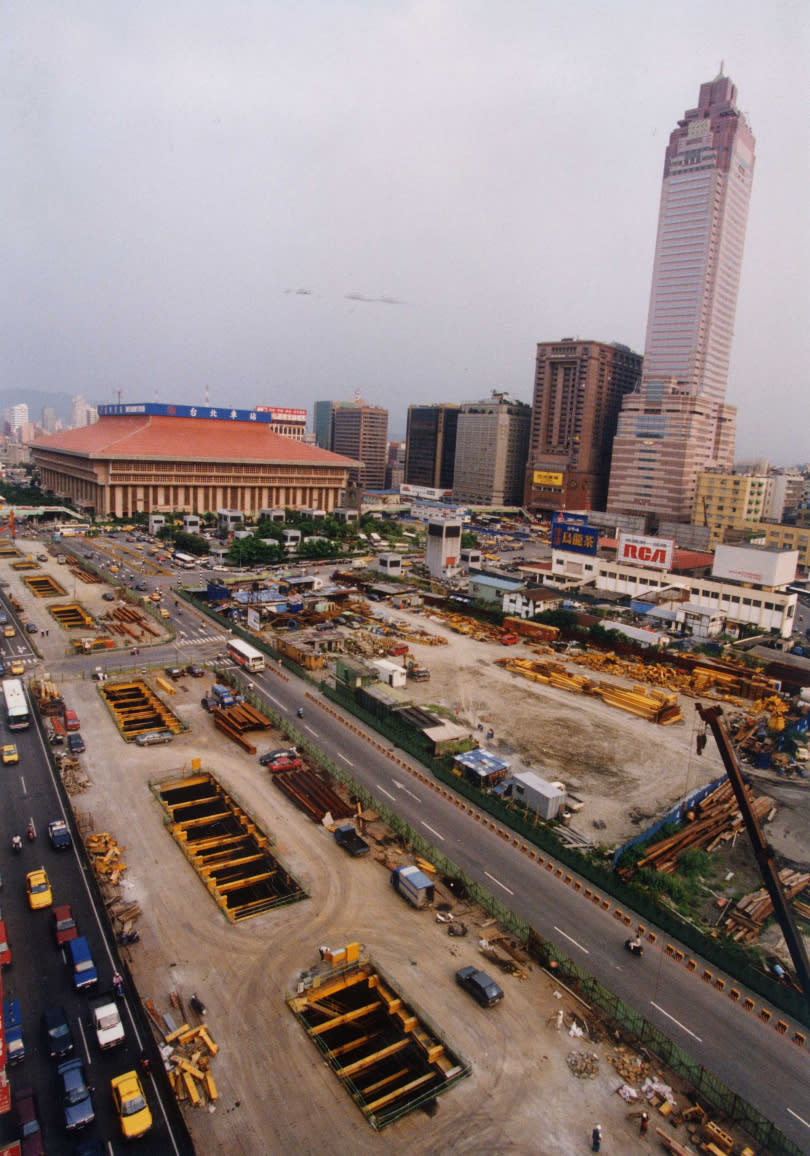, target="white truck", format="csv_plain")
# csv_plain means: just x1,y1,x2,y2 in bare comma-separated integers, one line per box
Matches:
90,991,125,1050
390,865,435,909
